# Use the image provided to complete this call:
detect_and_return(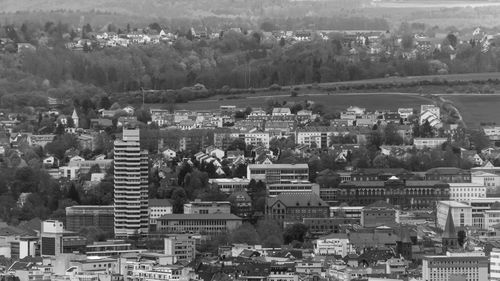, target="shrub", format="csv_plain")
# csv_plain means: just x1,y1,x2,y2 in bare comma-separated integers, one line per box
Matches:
269,84,281,91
